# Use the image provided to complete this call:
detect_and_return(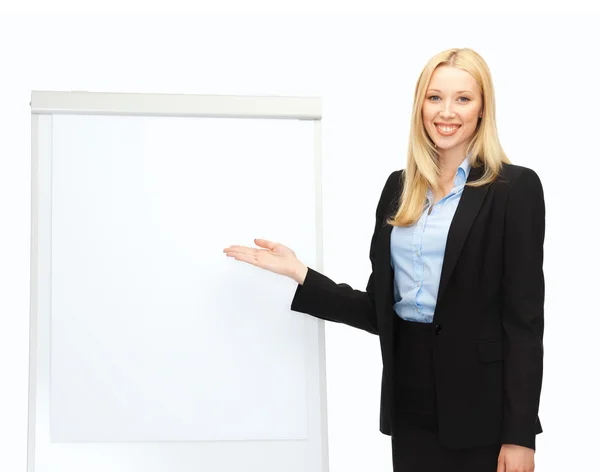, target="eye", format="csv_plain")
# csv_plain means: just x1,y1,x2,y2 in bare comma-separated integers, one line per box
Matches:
427,95,471,102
